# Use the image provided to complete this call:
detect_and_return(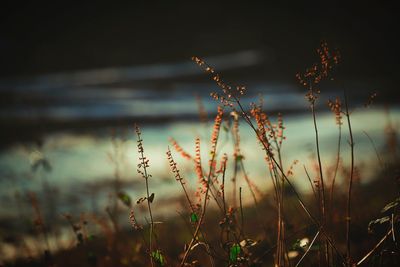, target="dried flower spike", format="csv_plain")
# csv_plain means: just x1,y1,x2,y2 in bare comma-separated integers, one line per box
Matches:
192,56,246,107
328,97,343,125
297,41,340,104
169,137,192,160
